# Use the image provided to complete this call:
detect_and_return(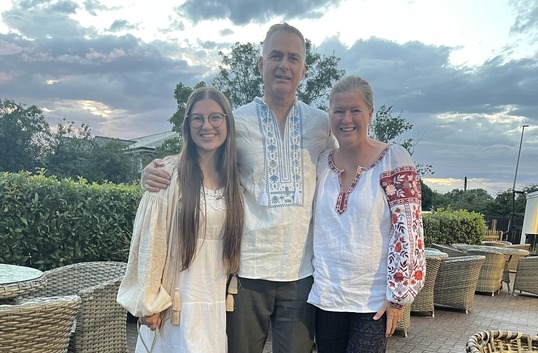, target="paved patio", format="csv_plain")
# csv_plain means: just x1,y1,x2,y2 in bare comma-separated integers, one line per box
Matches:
127,277,537,352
